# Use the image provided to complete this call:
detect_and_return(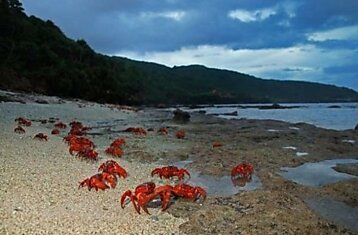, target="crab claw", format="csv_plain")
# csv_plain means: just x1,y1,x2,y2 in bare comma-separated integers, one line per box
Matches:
113,163,128,179
120,190,141,214
151,168,161,178
102,173,117,189
120,190,133,209
194,186,207,201
155,185,174,211
79,179,90,189
99,160,128,179
179,169,191,180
